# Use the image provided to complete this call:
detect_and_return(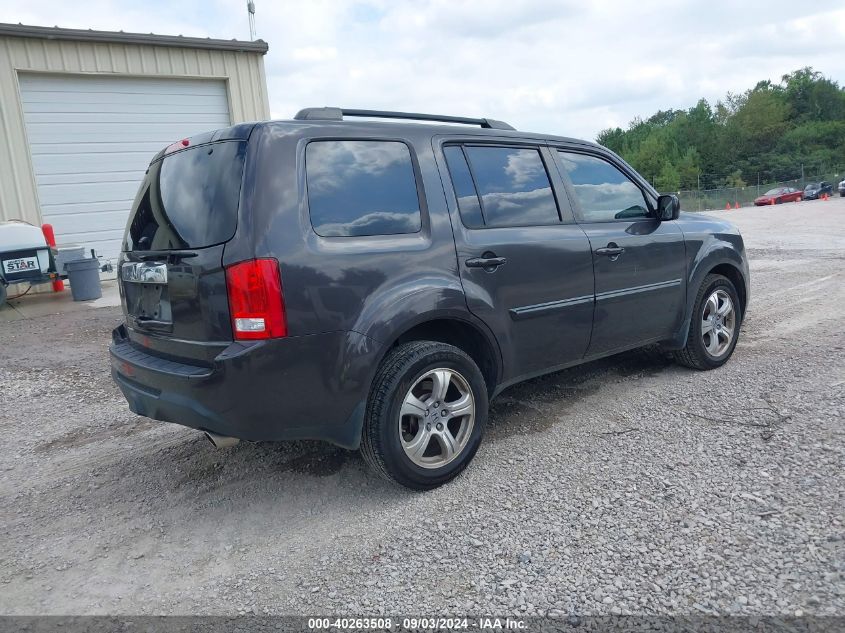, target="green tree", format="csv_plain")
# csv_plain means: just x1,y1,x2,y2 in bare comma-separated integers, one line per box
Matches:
727,86,790,157
782,68,845,122
677,147,702,190
629,131,677,184
725,170,746,188
593,67,844,192
596,126,626,152
656,162,681,192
